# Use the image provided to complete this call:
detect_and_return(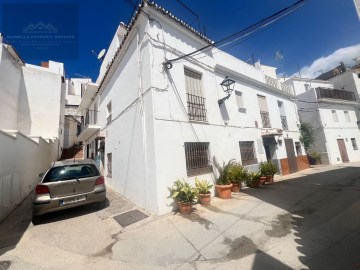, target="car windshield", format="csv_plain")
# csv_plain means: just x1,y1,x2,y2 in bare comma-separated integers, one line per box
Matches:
43,164,100,183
